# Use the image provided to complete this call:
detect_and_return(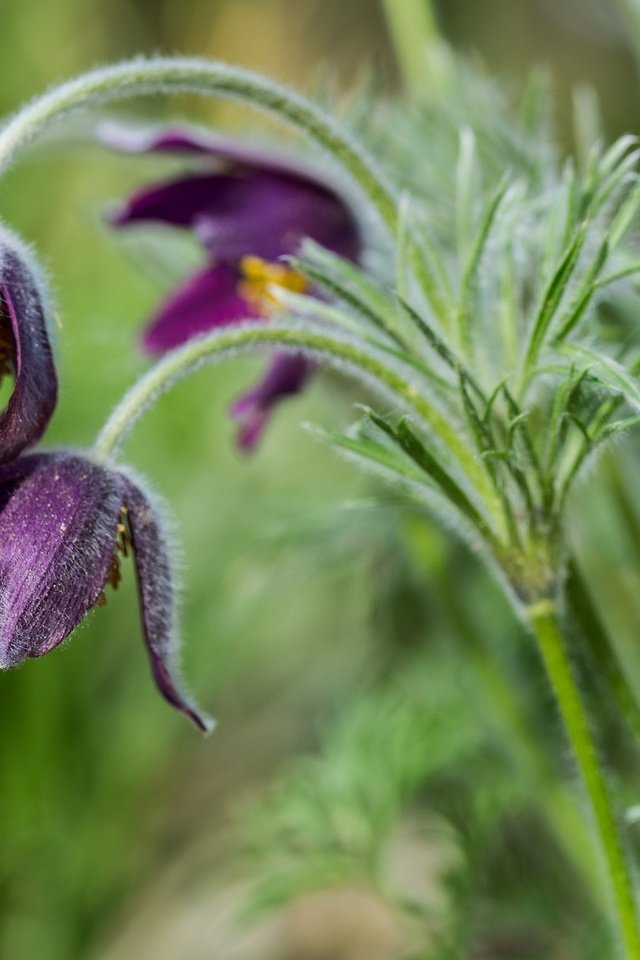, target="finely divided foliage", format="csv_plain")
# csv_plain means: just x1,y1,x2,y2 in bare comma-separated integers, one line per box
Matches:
292,114,640,601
